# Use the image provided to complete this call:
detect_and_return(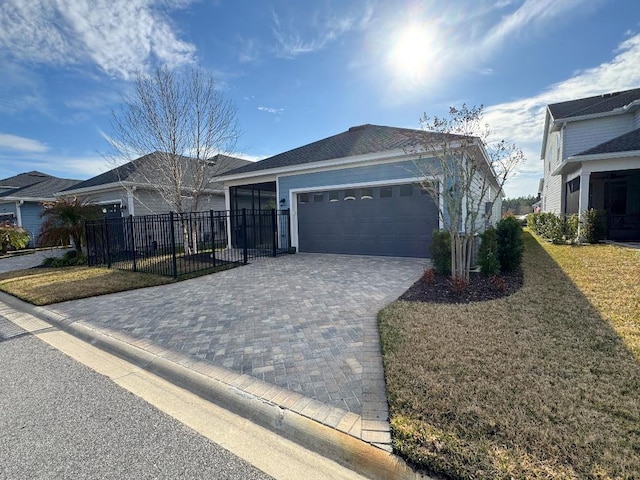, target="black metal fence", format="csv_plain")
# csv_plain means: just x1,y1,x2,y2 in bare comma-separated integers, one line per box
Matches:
85,209,291,278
